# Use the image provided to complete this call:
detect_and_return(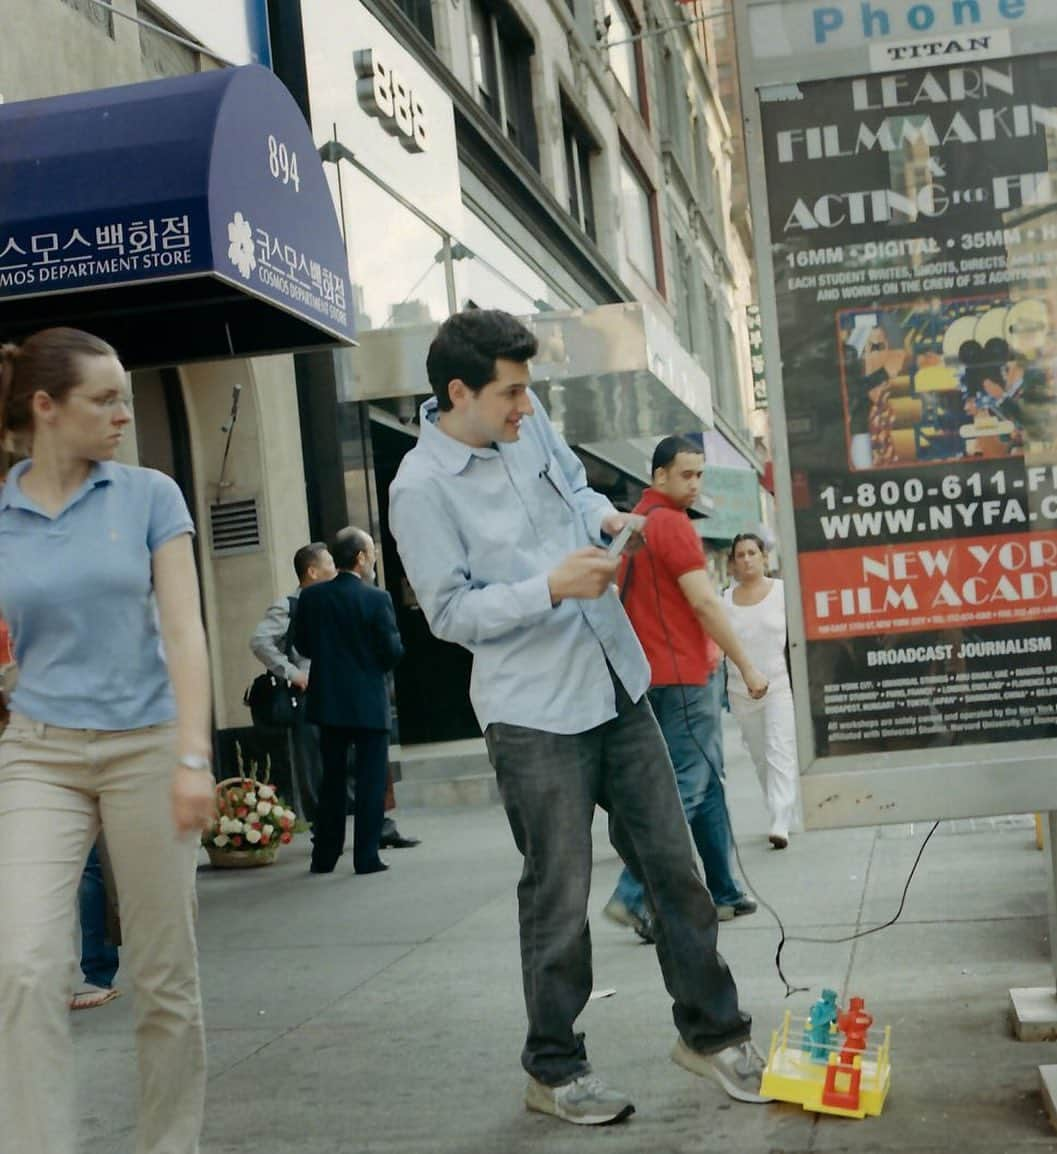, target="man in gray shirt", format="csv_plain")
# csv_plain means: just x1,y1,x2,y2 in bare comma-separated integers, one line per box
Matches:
251,542,335,820
389,309,772,1126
